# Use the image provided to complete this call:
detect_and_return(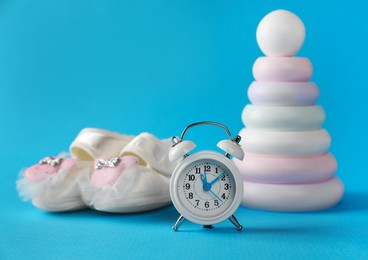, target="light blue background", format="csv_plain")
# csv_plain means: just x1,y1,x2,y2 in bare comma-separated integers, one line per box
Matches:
1,1,367,259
